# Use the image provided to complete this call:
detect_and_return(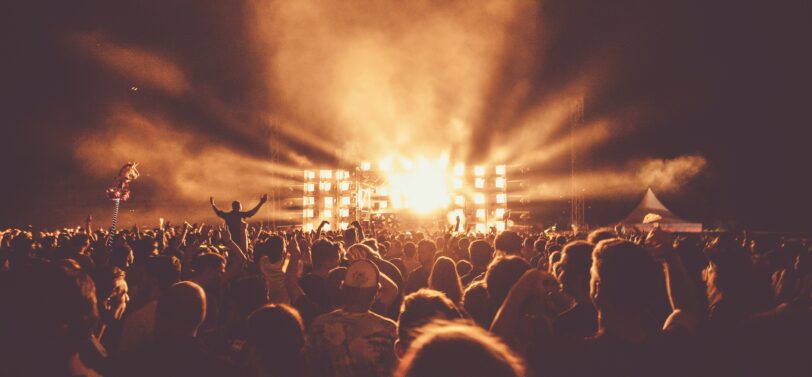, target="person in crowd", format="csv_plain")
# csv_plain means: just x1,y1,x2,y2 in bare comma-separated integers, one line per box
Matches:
428,256,464,305
244,304,306,377
401,242,420,274
495,231,523,257
299,238,342,314
405,240,437,293
395,320,525,377
462,240,493,287
492,233,702,377
254,235,290,304
116,281,227,377
1,260,103,376
118,255,181,353
587,227,616,245
456,259,473,278
553,240,597,338
395,289,463,356
305,259,398,377
210,194,268,252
